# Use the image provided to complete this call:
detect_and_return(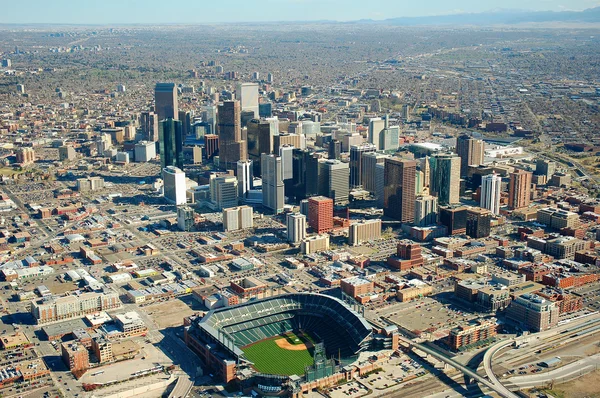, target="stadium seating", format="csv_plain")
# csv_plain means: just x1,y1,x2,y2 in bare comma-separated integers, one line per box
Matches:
193,293,373,362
